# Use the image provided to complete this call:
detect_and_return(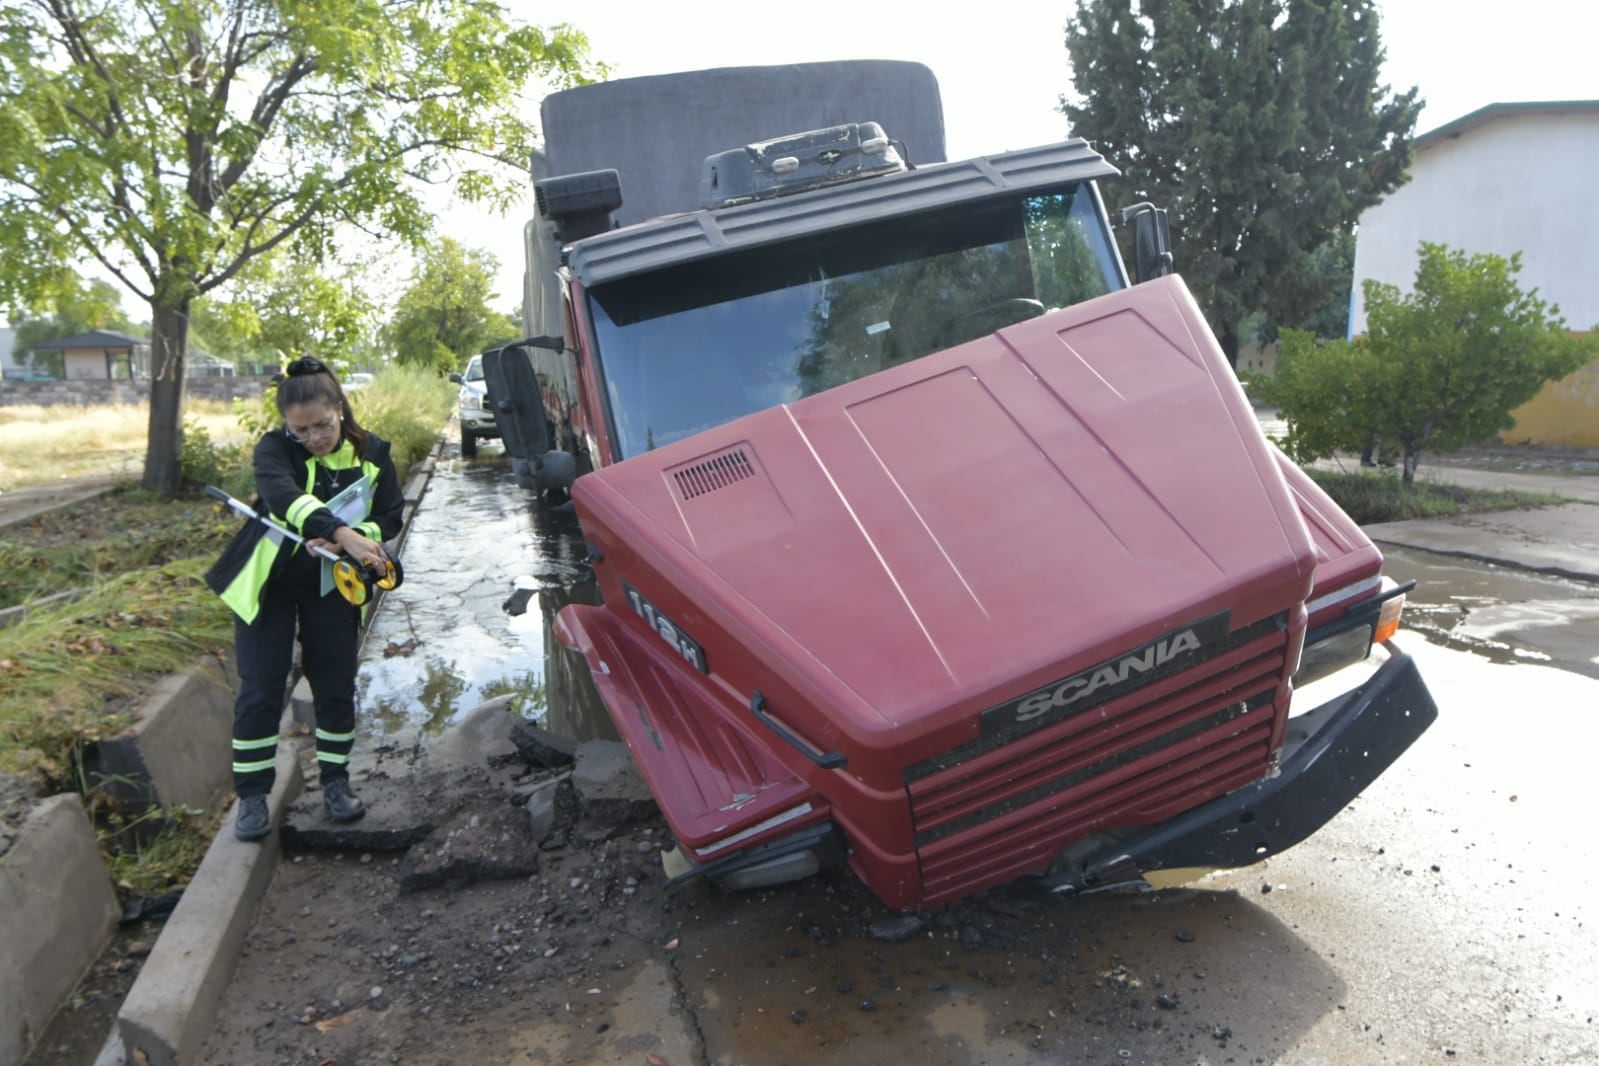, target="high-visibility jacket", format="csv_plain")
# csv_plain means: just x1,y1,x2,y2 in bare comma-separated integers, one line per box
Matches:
207,429,405,623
